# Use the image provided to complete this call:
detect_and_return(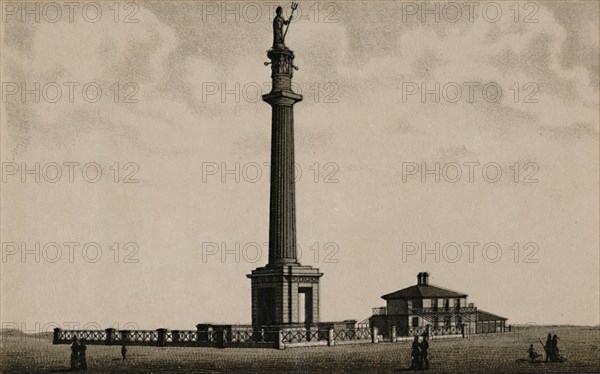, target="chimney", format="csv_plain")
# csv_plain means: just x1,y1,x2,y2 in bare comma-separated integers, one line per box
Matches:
423,272,429,286
417,272,423,285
